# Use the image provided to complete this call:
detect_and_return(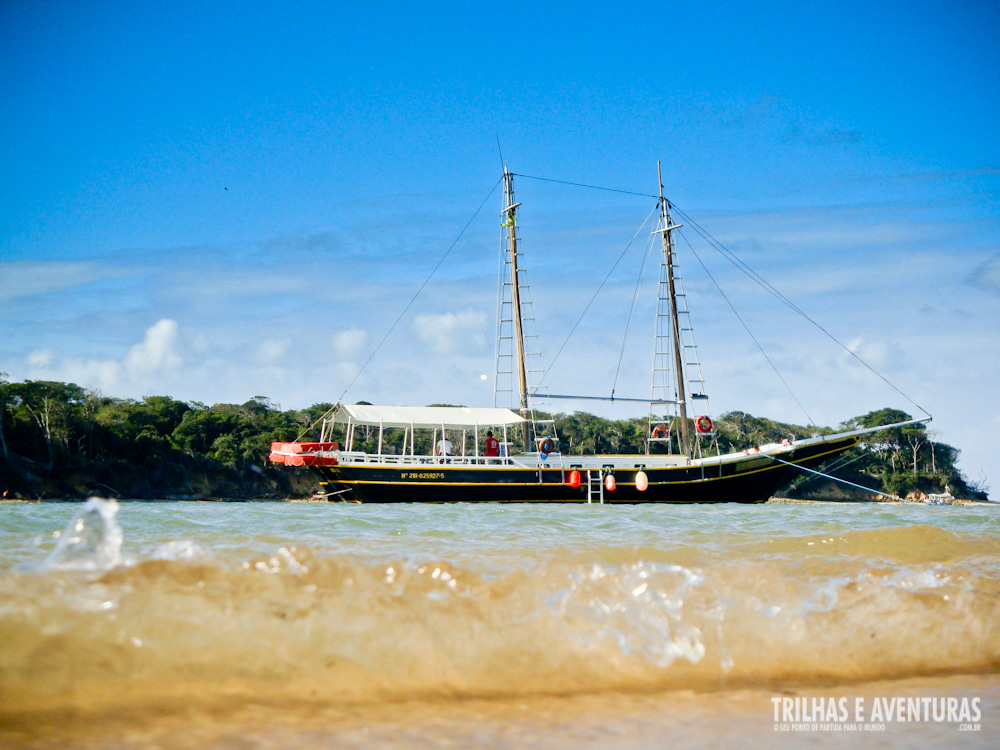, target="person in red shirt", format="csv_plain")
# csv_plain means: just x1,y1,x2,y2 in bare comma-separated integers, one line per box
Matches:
484,430,500,459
